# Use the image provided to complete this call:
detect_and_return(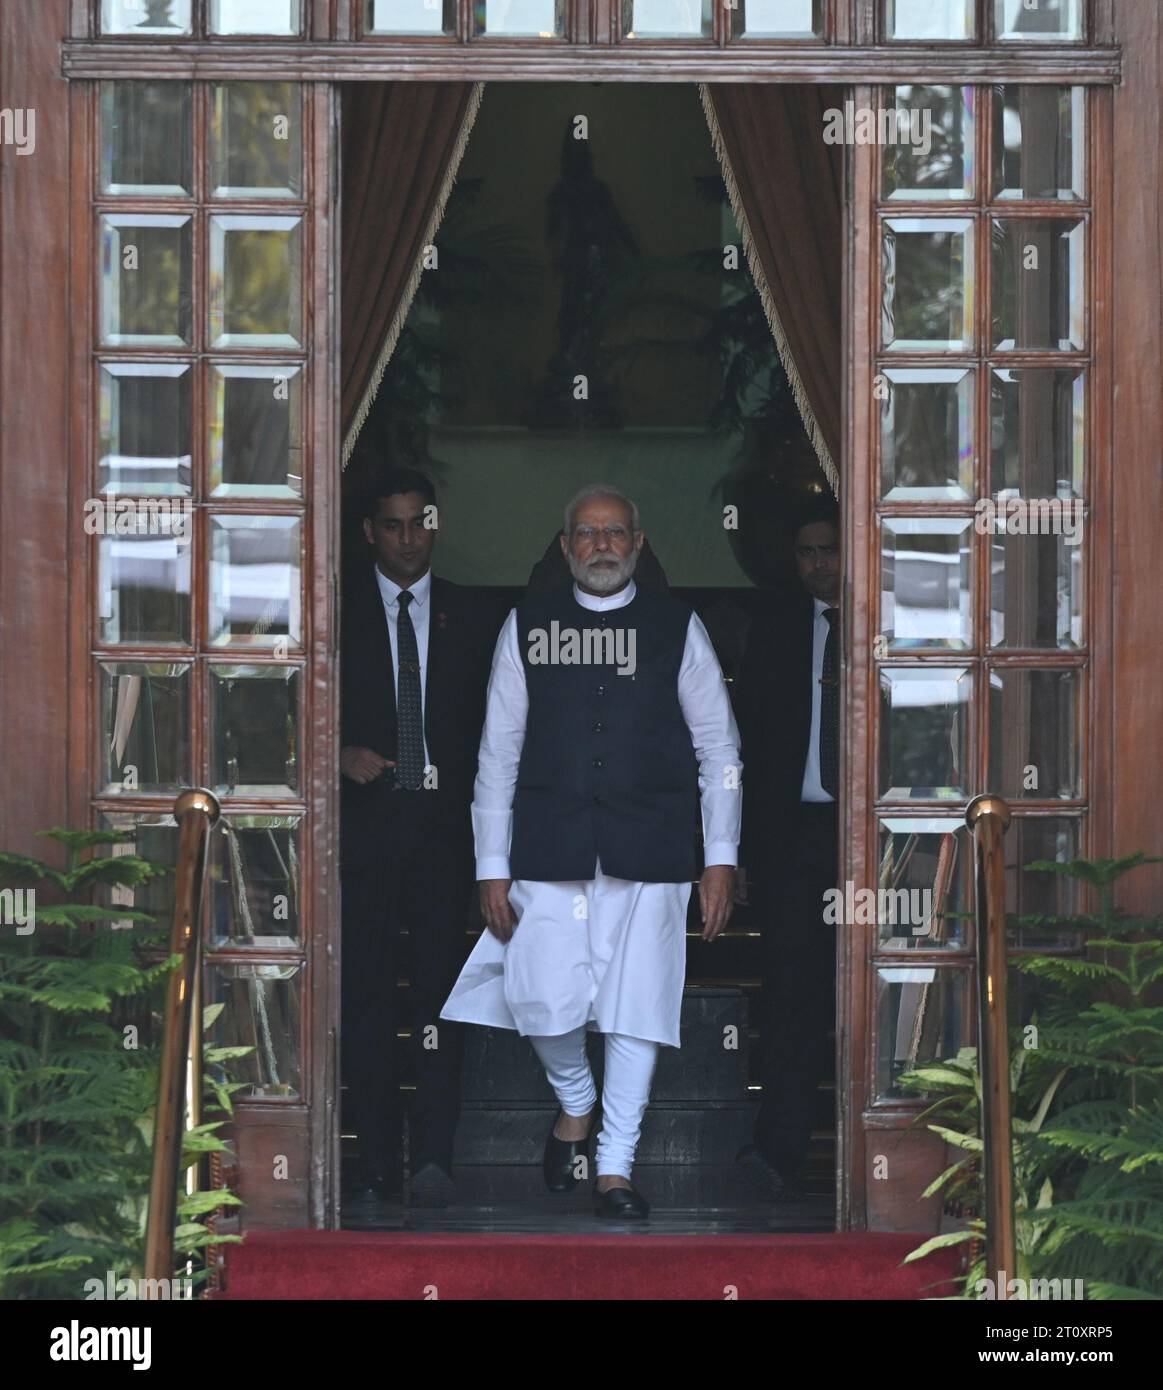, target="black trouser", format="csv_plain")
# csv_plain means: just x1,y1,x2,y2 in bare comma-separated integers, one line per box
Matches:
341,793,473,1179
752,801,839,1183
